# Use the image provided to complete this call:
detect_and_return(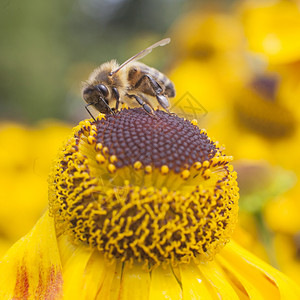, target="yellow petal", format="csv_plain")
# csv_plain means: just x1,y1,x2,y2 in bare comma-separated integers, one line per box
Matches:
180,261,216,299
108,261,123,300
198,260,239,299
62,245,116,300
84,251,116,299
149,264,182,300
0,211,63,299
220,241,300,299
118,262,150,300
216,255,265,299
57,234,77,268
95,259,117,300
